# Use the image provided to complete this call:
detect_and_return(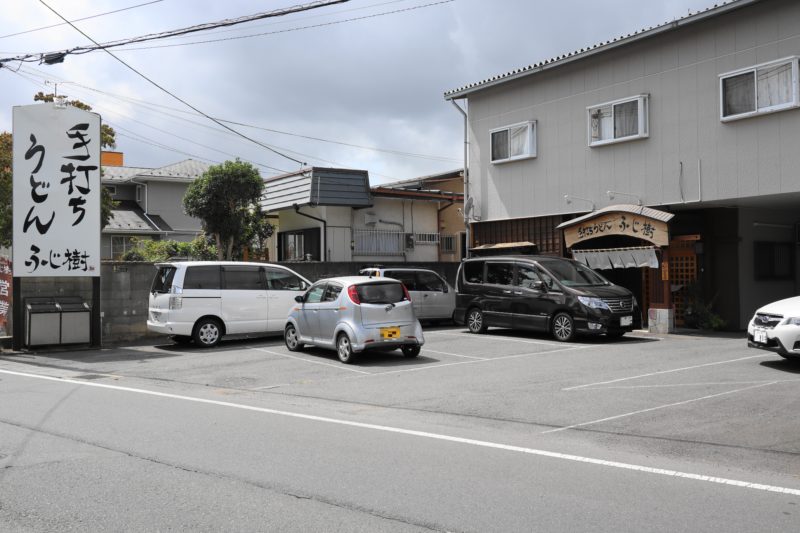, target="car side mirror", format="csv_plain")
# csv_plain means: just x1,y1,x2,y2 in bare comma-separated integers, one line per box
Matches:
533,280,545,291
294,295,305,303
442,284,449,293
